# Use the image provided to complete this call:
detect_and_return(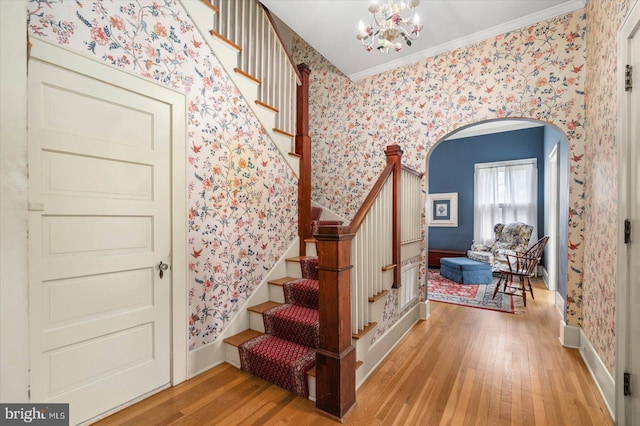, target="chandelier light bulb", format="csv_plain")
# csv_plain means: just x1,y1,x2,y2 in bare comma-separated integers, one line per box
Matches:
356,0,423,53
